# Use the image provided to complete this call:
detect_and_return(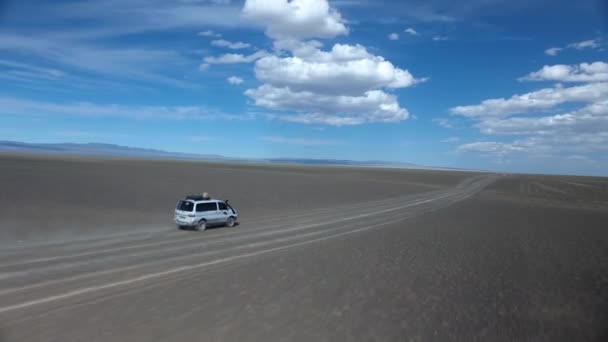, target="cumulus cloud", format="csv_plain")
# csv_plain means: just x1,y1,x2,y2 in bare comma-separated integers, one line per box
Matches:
520,62,608,83
453,62,608,163
476,100,608,136
211,39,251,49
246,43,422,124
227,76,244,85
388,33,399,40
246,85,409,126
240,0,423,126
253,44,423,96
404,28,418,36
242,0,348,40
450,82,608,117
